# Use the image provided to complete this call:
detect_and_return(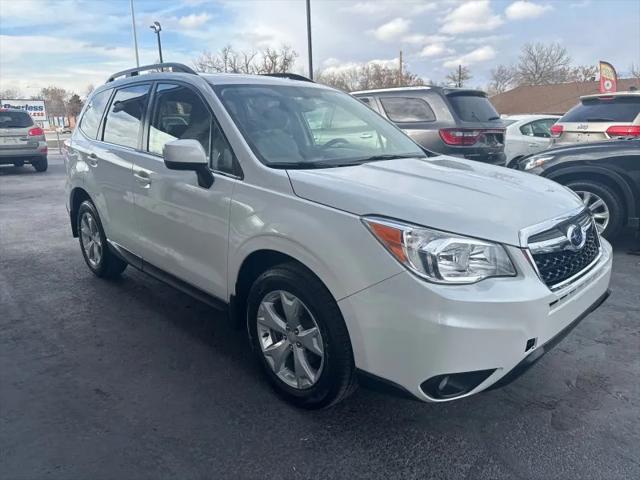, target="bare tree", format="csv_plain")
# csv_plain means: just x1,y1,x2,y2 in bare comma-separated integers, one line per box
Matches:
630,63,640,80
316,62,424,92
487,64,516,95
39,86,69,117
568,64,598,82
0,87,23,99
193,45,297,75
515,42,572,85
445,65,472,88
